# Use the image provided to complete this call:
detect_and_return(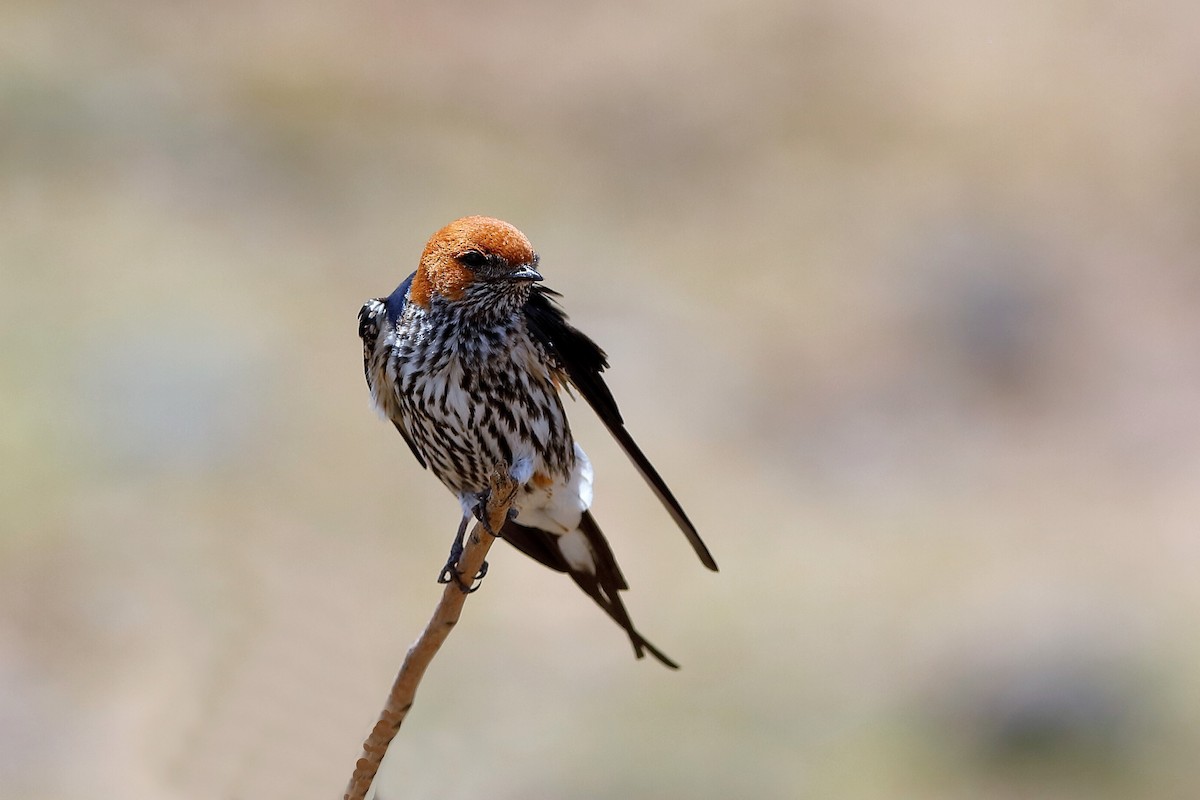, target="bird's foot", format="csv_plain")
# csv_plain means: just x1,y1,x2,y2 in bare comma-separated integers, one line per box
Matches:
472,490,504,538
436,513,488,593
437,558,488,593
